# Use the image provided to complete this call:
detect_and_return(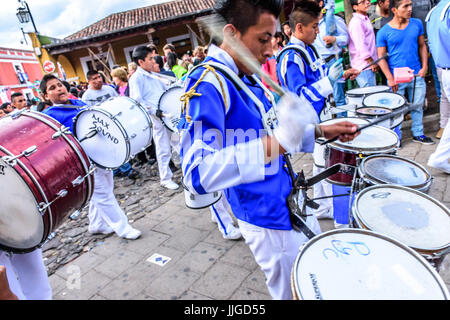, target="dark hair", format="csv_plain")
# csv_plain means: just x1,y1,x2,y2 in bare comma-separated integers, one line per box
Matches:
39,74,60,94
11,92,24,102
132,46,153,65
289,0,321,30
153,55,164,69
213,0,284,35
167,52,178,69
36,101,52,112
390,0,407,10
0,102,11,111
147,44,158,55
86,70,100,81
